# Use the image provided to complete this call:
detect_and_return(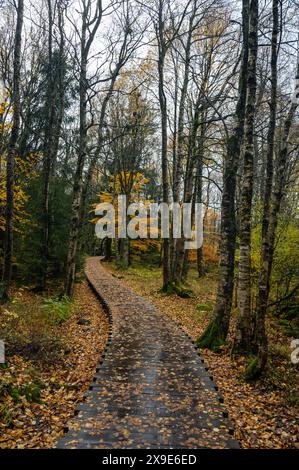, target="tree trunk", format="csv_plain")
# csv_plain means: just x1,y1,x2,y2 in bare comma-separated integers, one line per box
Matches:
172,8,195,285
197,0,250,351
251,0,279,376
233,0,259,355
196,127,204,278
157,3,170,291
181,107,202,281
2,0,24,300
41,0,65,289
80,60,124,232
65,2,103,297
41,0,54,289
117,238,130,269
103,237,112,261
252,38,299,377
65,40,87,297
